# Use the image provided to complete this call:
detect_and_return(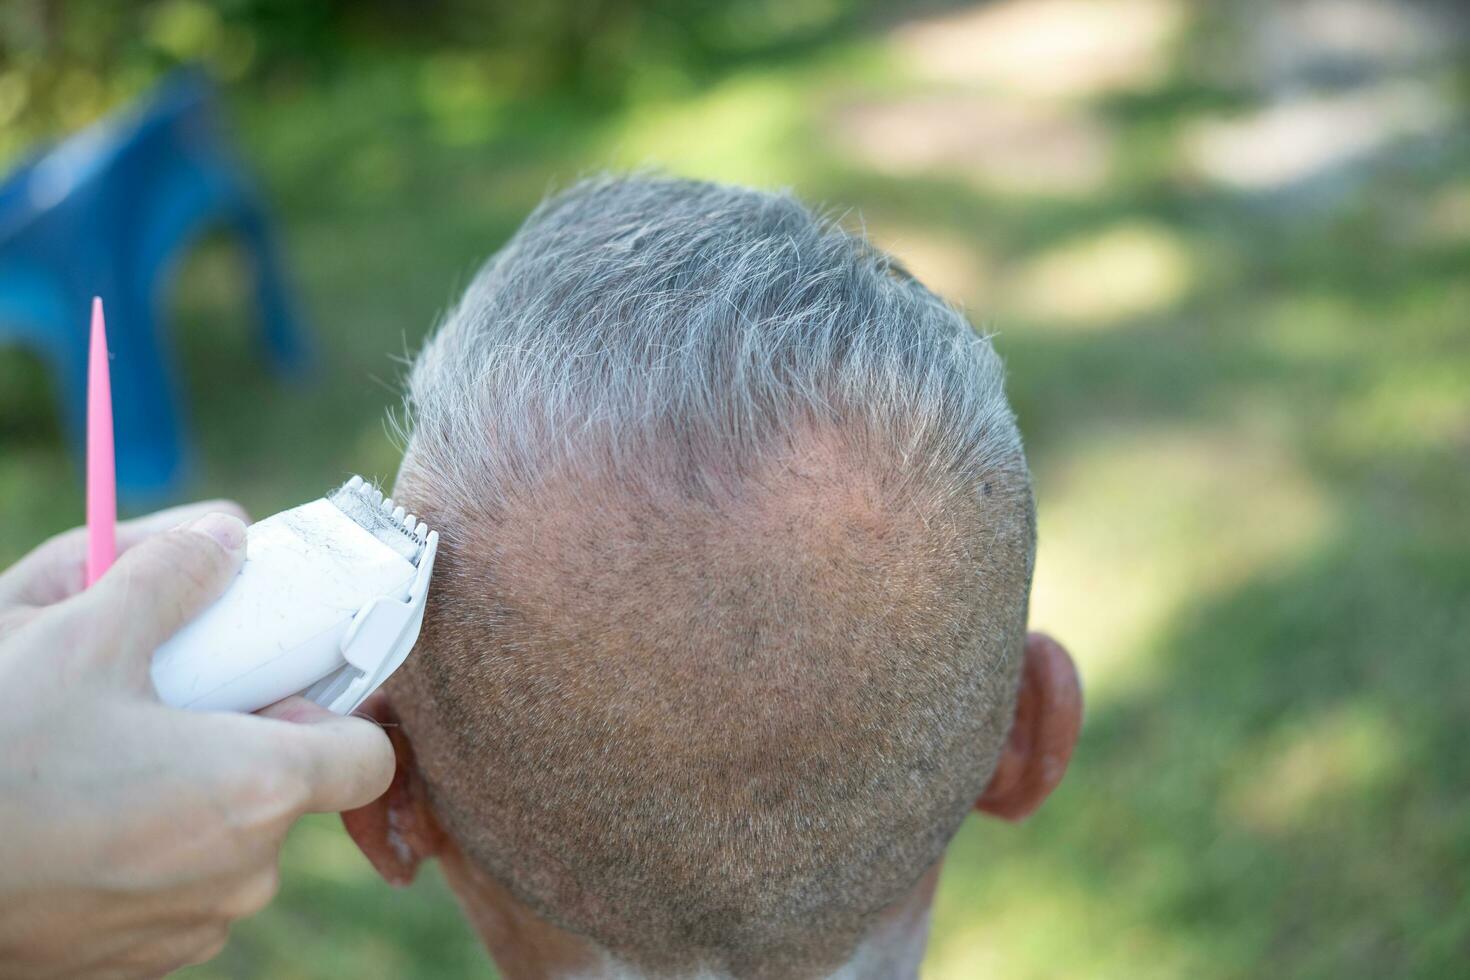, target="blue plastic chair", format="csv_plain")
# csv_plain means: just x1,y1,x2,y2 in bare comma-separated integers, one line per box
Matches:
0,70,309,497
